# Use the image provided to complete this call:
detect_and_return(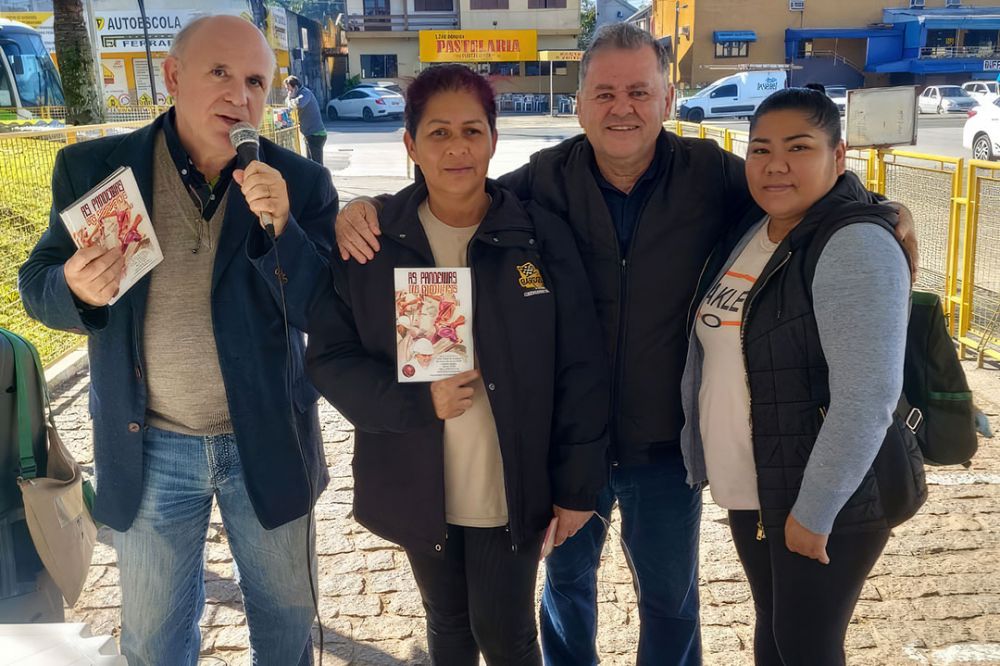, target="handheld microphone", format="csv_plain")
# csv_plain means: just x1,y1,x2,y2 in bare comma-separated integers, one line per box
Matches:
229,121,275,238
